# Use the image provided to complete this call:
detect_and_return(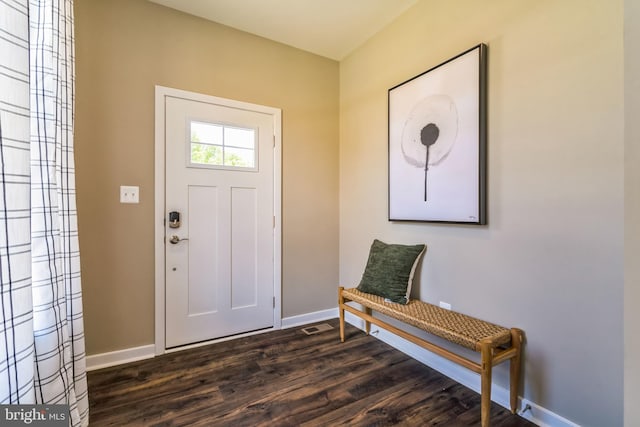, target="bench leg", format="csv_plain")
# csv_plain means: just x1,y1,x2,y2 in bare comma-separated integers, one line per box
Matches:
364,307,372,335
338,286,345,342
510,328,524,413
480,340,493,427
